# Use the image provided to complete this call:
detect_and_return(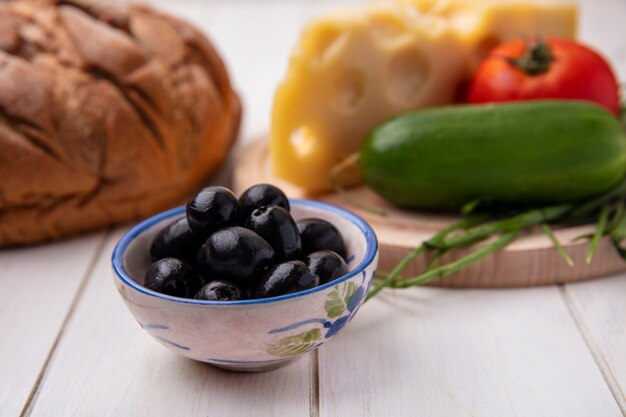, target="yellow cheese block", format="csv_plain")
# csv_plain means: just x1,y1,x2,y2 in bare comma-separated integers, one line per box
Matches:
270,0,578,192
